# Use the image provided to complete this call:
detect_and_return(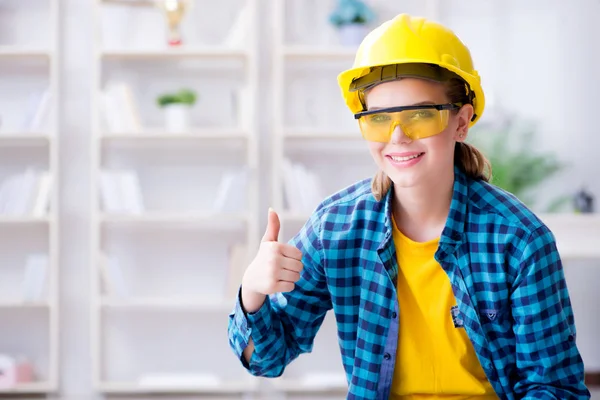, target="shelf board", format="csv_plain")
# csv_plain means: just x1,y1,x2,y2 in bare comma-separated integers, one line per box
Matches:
282,46,357,59
0,215,50,225
0,381,54,394
0,301,50,309
0,47,51,59
539,213,600,259
101,129,249,142
0,133,52,146
284,128,361,140
99,212,249,229
101,47,248,60
271,376,347,393
100,297,233,312
100,0,154,6
98,379,259,394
